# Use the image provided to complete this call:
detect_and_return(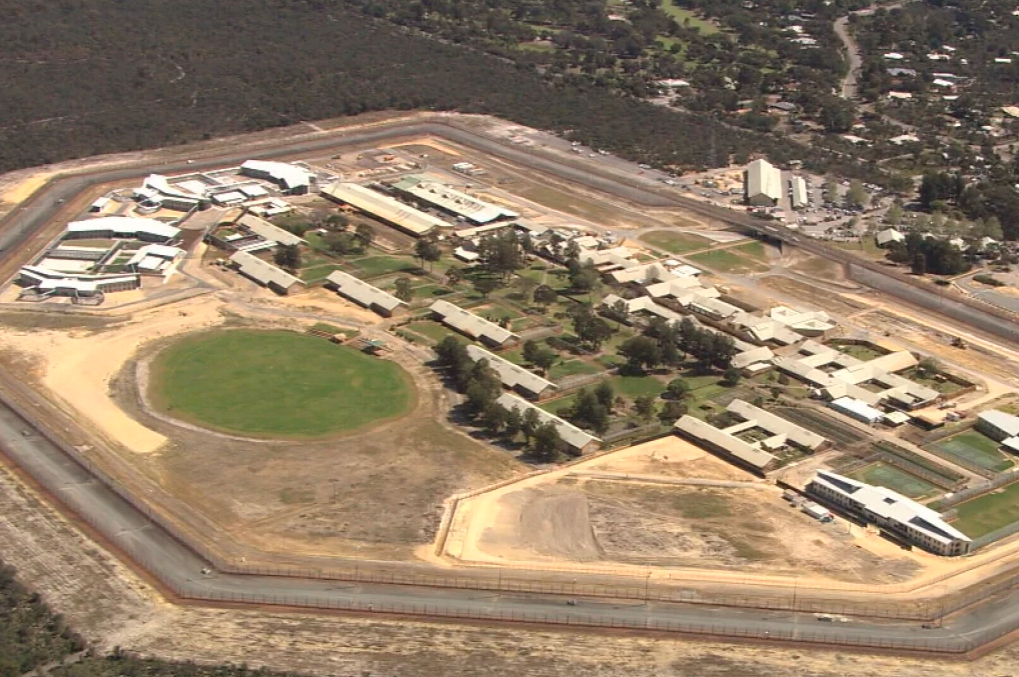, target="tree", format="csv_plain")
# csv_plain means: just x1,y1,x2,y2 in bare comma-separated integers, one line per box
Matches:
912,252,927,276
477,231,525,279
326,214,349,229
480,402,508,434
618,336,662,373
533,284,558,308
522,340,557,372
666,378,690,400
722,366,742,386
822,179,838,205
846,179,868,210
570,305,613,351
324,231,358,255
414,236,442,270
569,388,610,434
634,395,655,422
568,261,600,293
504,407,523,438
354,223,375,248
918,357,940,375
885,202,903,226
394,276,414,302
658,400,687,424
273,244,301,271
819,97,854,133
521,407,542,443
473,277,500,298
445,265,464,287
594,380,614,411
531,421,563,462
